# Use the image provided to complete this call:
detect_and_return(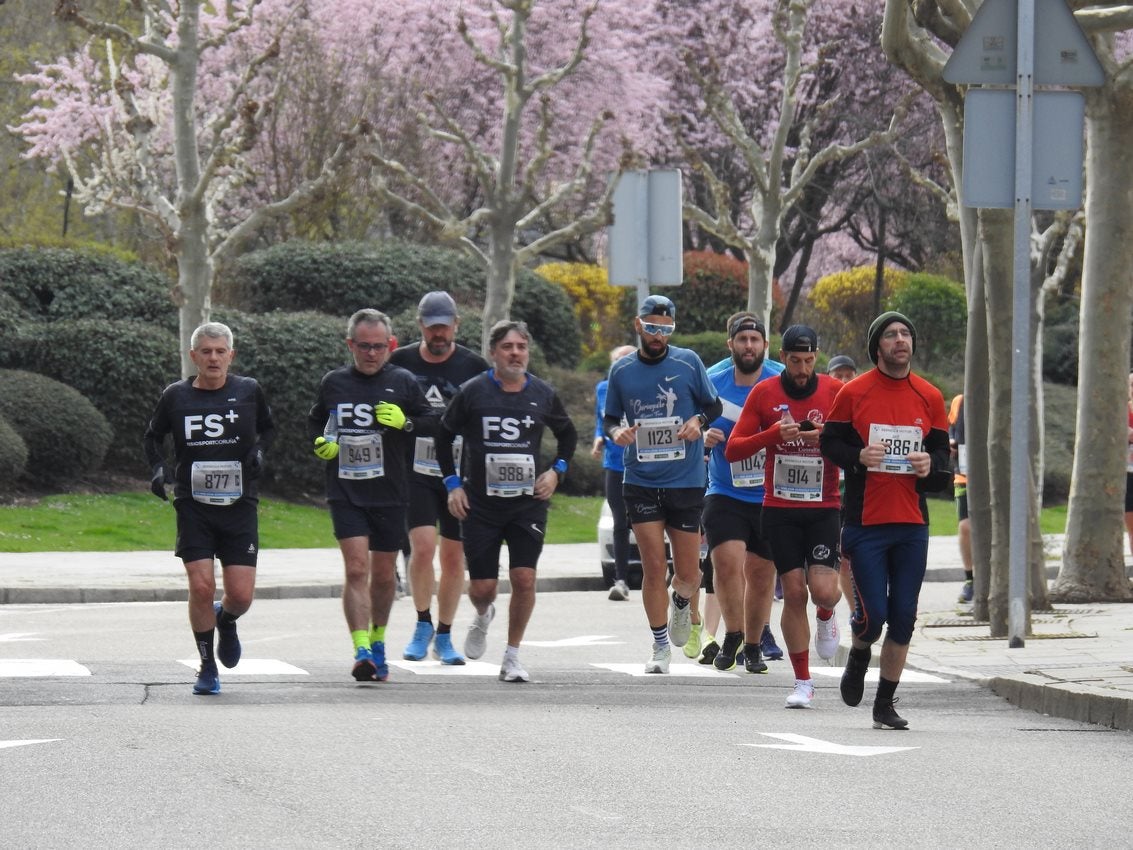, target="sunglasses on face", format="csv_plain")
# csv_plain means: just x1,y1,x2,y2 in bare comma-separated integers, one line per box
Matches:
352,341,389,353
641,322,675,337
